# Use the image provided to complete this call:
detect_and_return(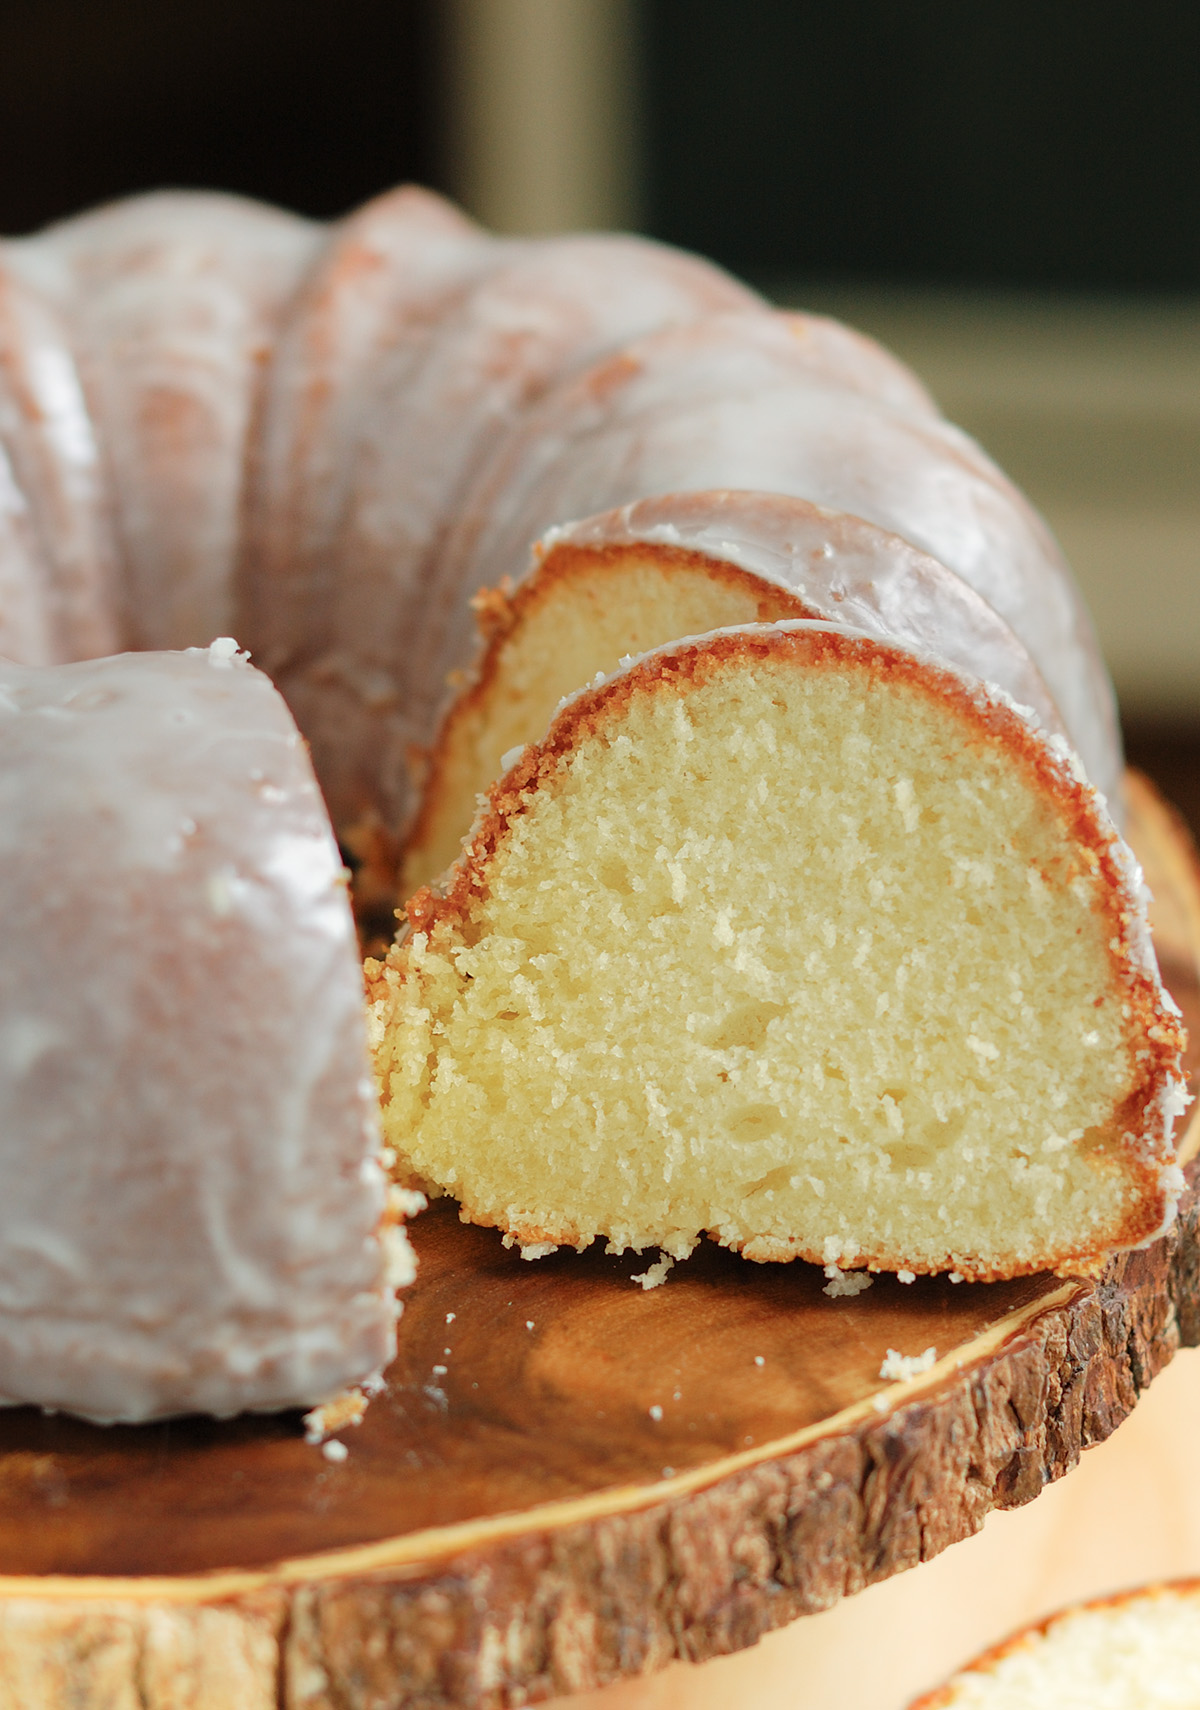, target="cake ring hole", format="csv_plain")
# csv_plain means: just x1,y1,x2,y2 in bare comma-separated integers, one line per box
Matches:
597,859,638,897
